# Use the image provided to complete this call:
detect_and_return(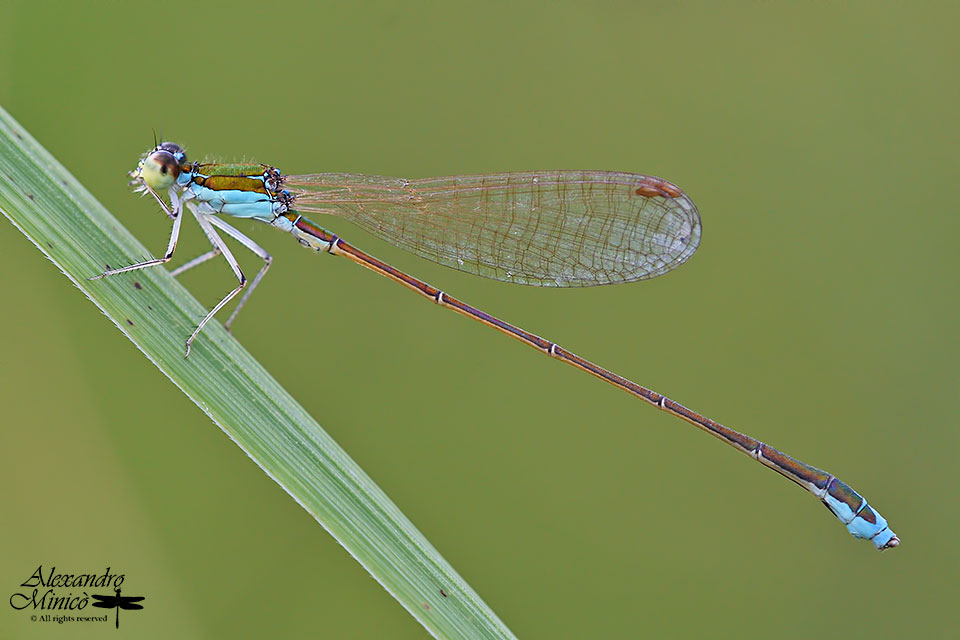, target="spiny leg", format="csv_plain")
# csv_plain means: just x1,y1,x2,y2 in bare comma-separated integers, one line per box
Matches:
143,181,178,220
89,188,184,280
168,216,272,332
207,215,272,331
167,192,224,276
184,205,248,357
169,248,222,277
